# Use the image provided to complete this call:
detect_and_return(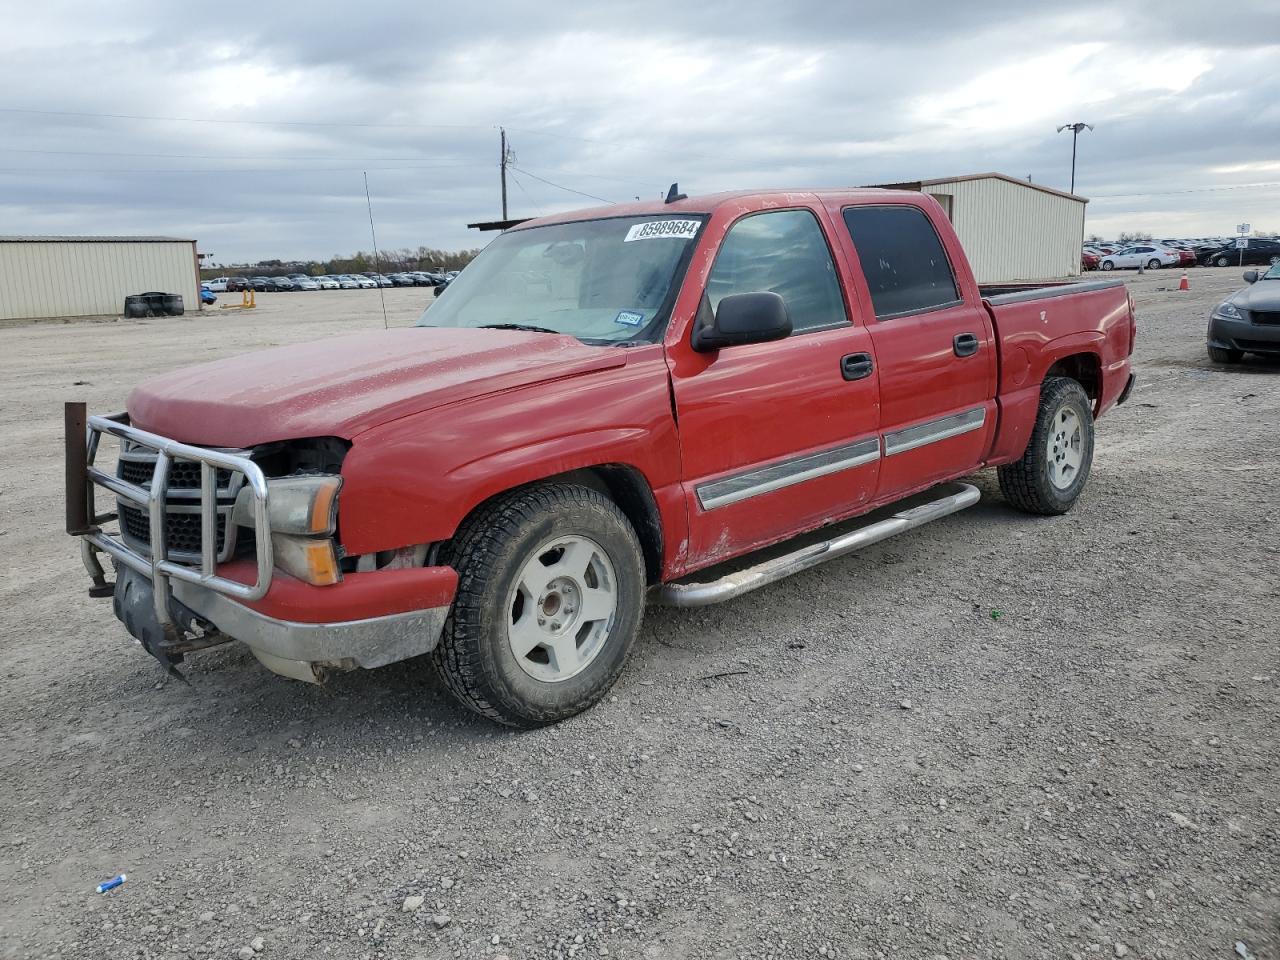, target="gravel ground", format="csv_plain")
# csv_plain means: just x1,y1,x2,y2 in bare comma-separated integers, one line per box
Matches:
1,270,1276,960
